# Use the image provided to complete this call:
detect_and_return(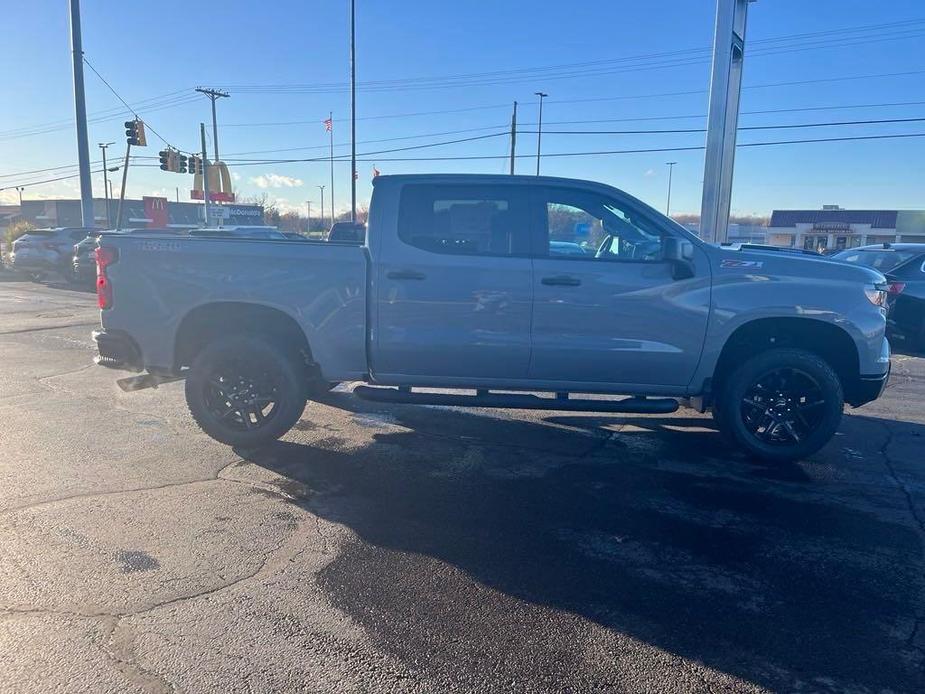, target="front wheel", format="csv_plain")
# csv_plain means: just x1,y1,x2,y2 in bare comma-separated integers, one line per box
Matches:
713,348,844,463
185,336,307,447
